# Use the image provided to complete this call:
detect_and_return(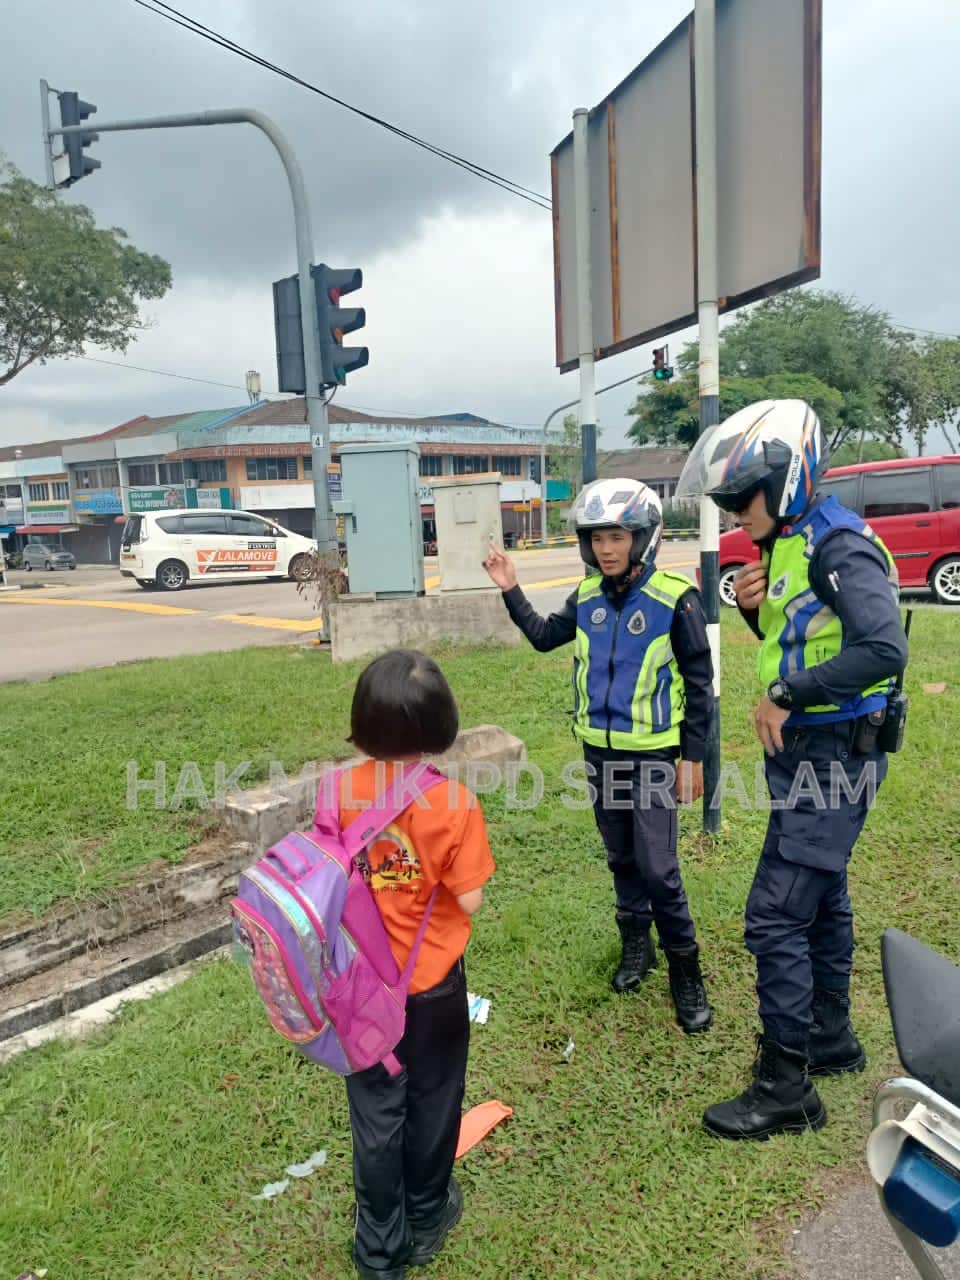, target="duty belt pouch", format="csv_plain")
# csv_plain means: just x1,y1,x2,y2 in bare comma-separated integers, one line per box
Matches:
877,691,909,753
853,709,886,755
